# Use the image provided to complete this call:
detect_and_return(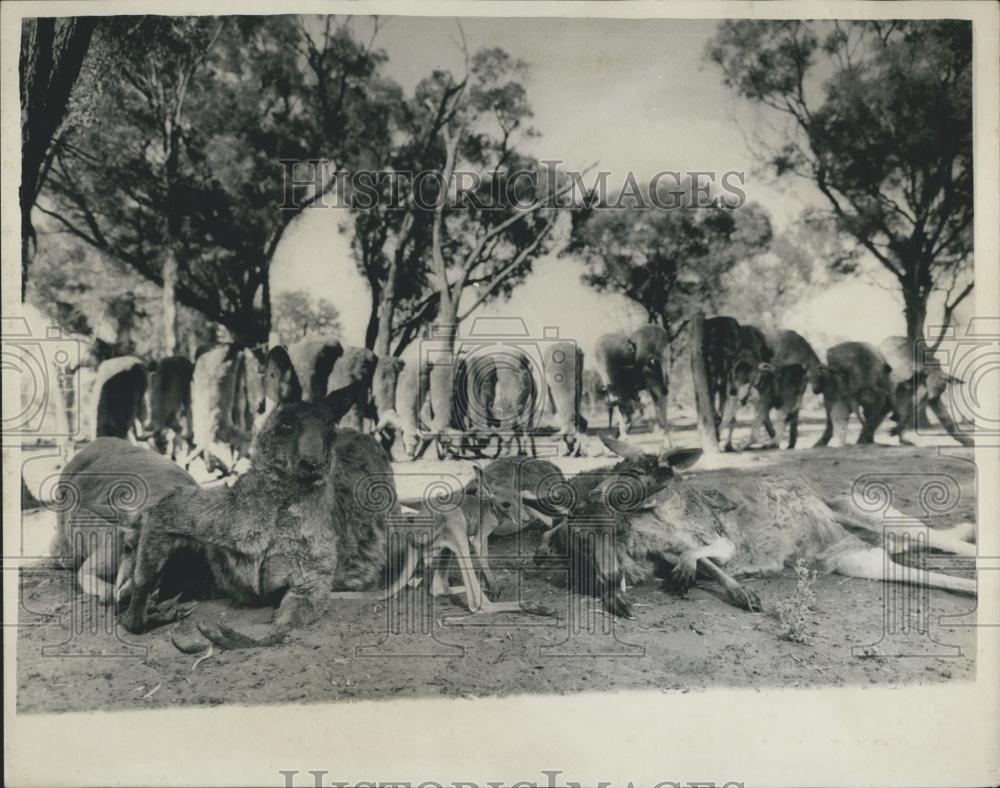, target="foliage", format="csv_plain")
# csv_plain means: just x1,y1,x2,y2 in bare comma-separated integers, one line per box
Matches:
271,290,342,344
707,20,973,342
27,231,214,361
348,40,565,358
773,559,820,644
570,179,773,356
718,228,820,334
38,16,390,346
